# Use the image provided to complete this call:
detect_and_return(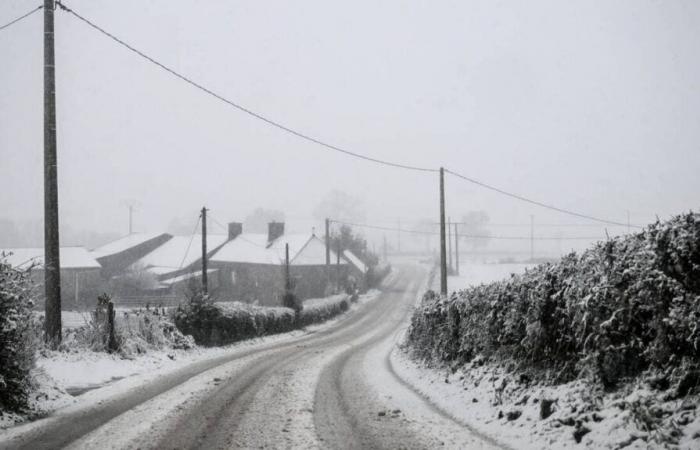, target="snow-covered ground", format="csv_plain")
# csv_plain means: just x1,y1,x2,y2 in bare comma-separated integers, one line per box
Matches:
0,290,381,431
390,350,700,449
433,260,535,292
394,260,700,449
